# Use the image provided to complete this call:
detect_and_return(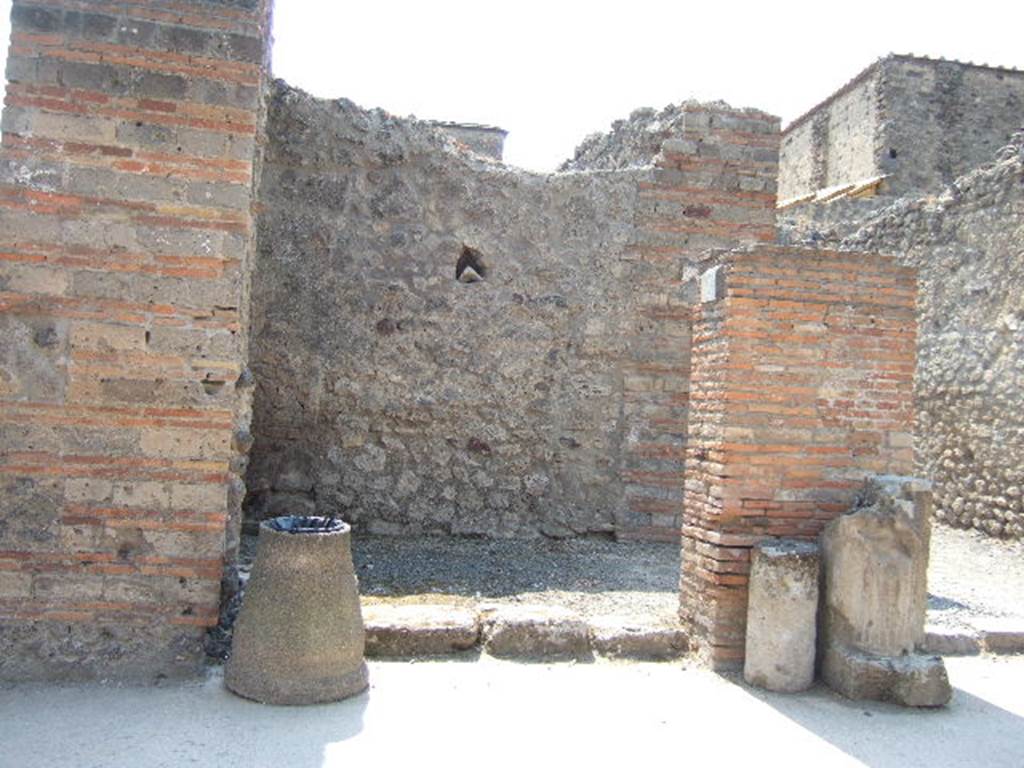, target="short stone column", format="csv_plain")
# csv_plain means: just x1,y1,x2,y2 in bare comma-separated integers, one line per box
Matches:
743,540,820,692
